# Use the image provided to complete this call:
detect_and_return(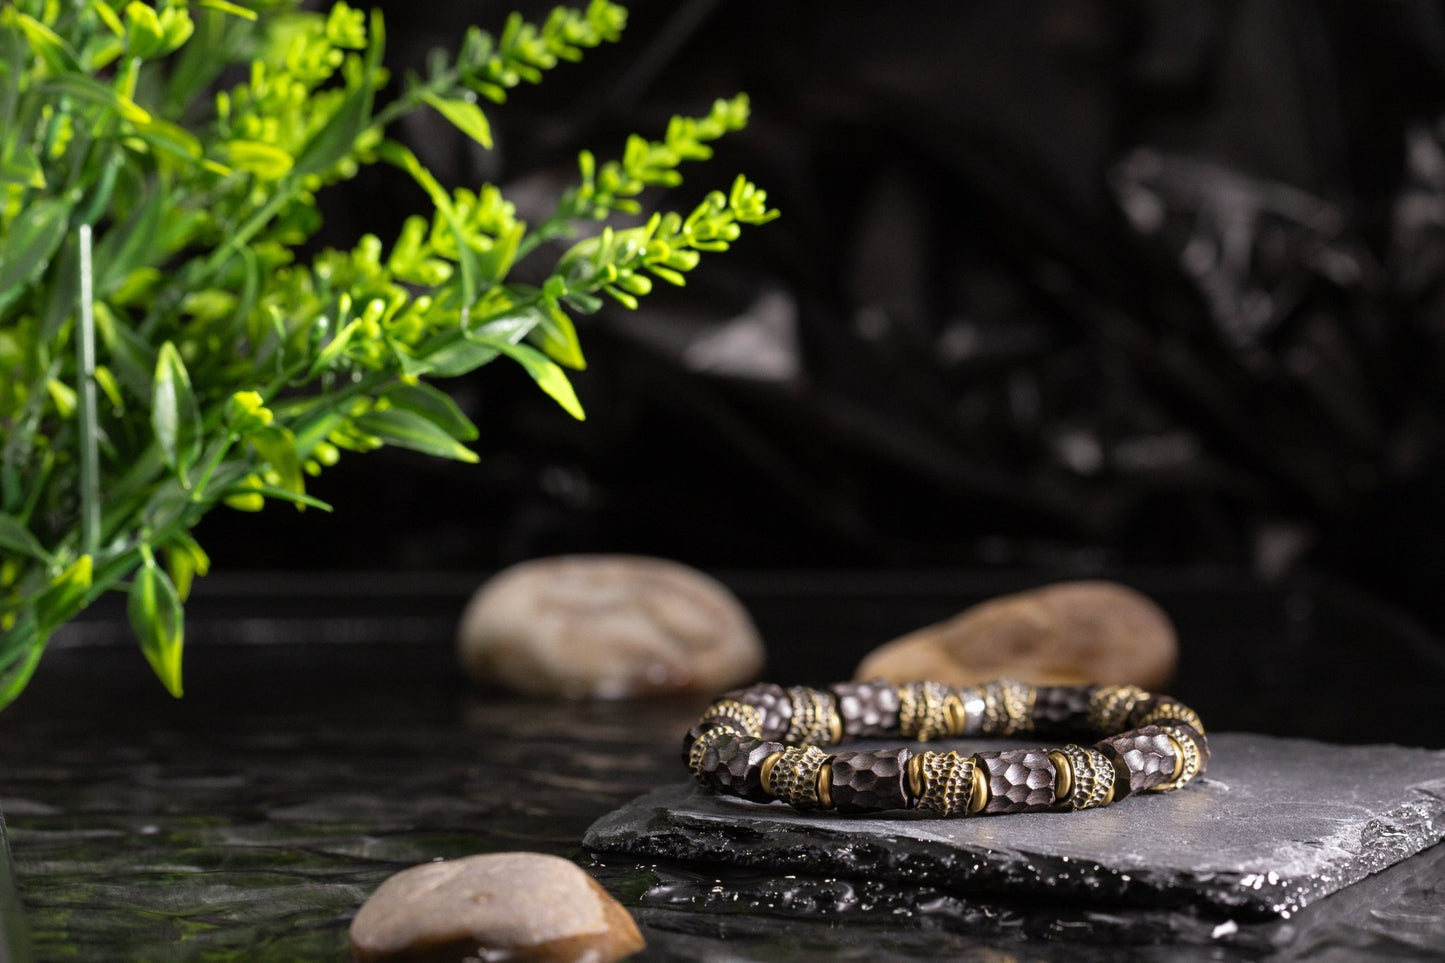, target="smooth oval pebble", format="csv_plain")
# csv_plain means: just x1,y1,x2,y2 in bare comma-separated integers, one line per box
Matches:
854,580,1178,689
457,555,765,699
349,852,645,963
